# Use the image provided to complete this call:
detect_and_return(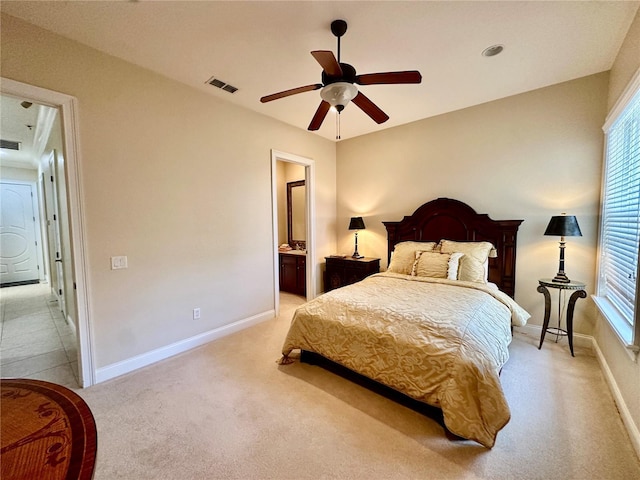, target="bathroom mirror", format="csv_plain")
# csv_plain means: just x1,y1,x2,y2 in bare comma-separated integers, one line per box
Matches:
287,180,306,249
